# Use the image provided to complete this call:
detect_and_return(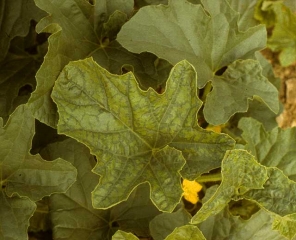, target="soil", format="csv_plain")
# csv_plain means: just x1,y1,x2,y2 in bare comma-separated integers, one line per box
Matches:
261,49,296,128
